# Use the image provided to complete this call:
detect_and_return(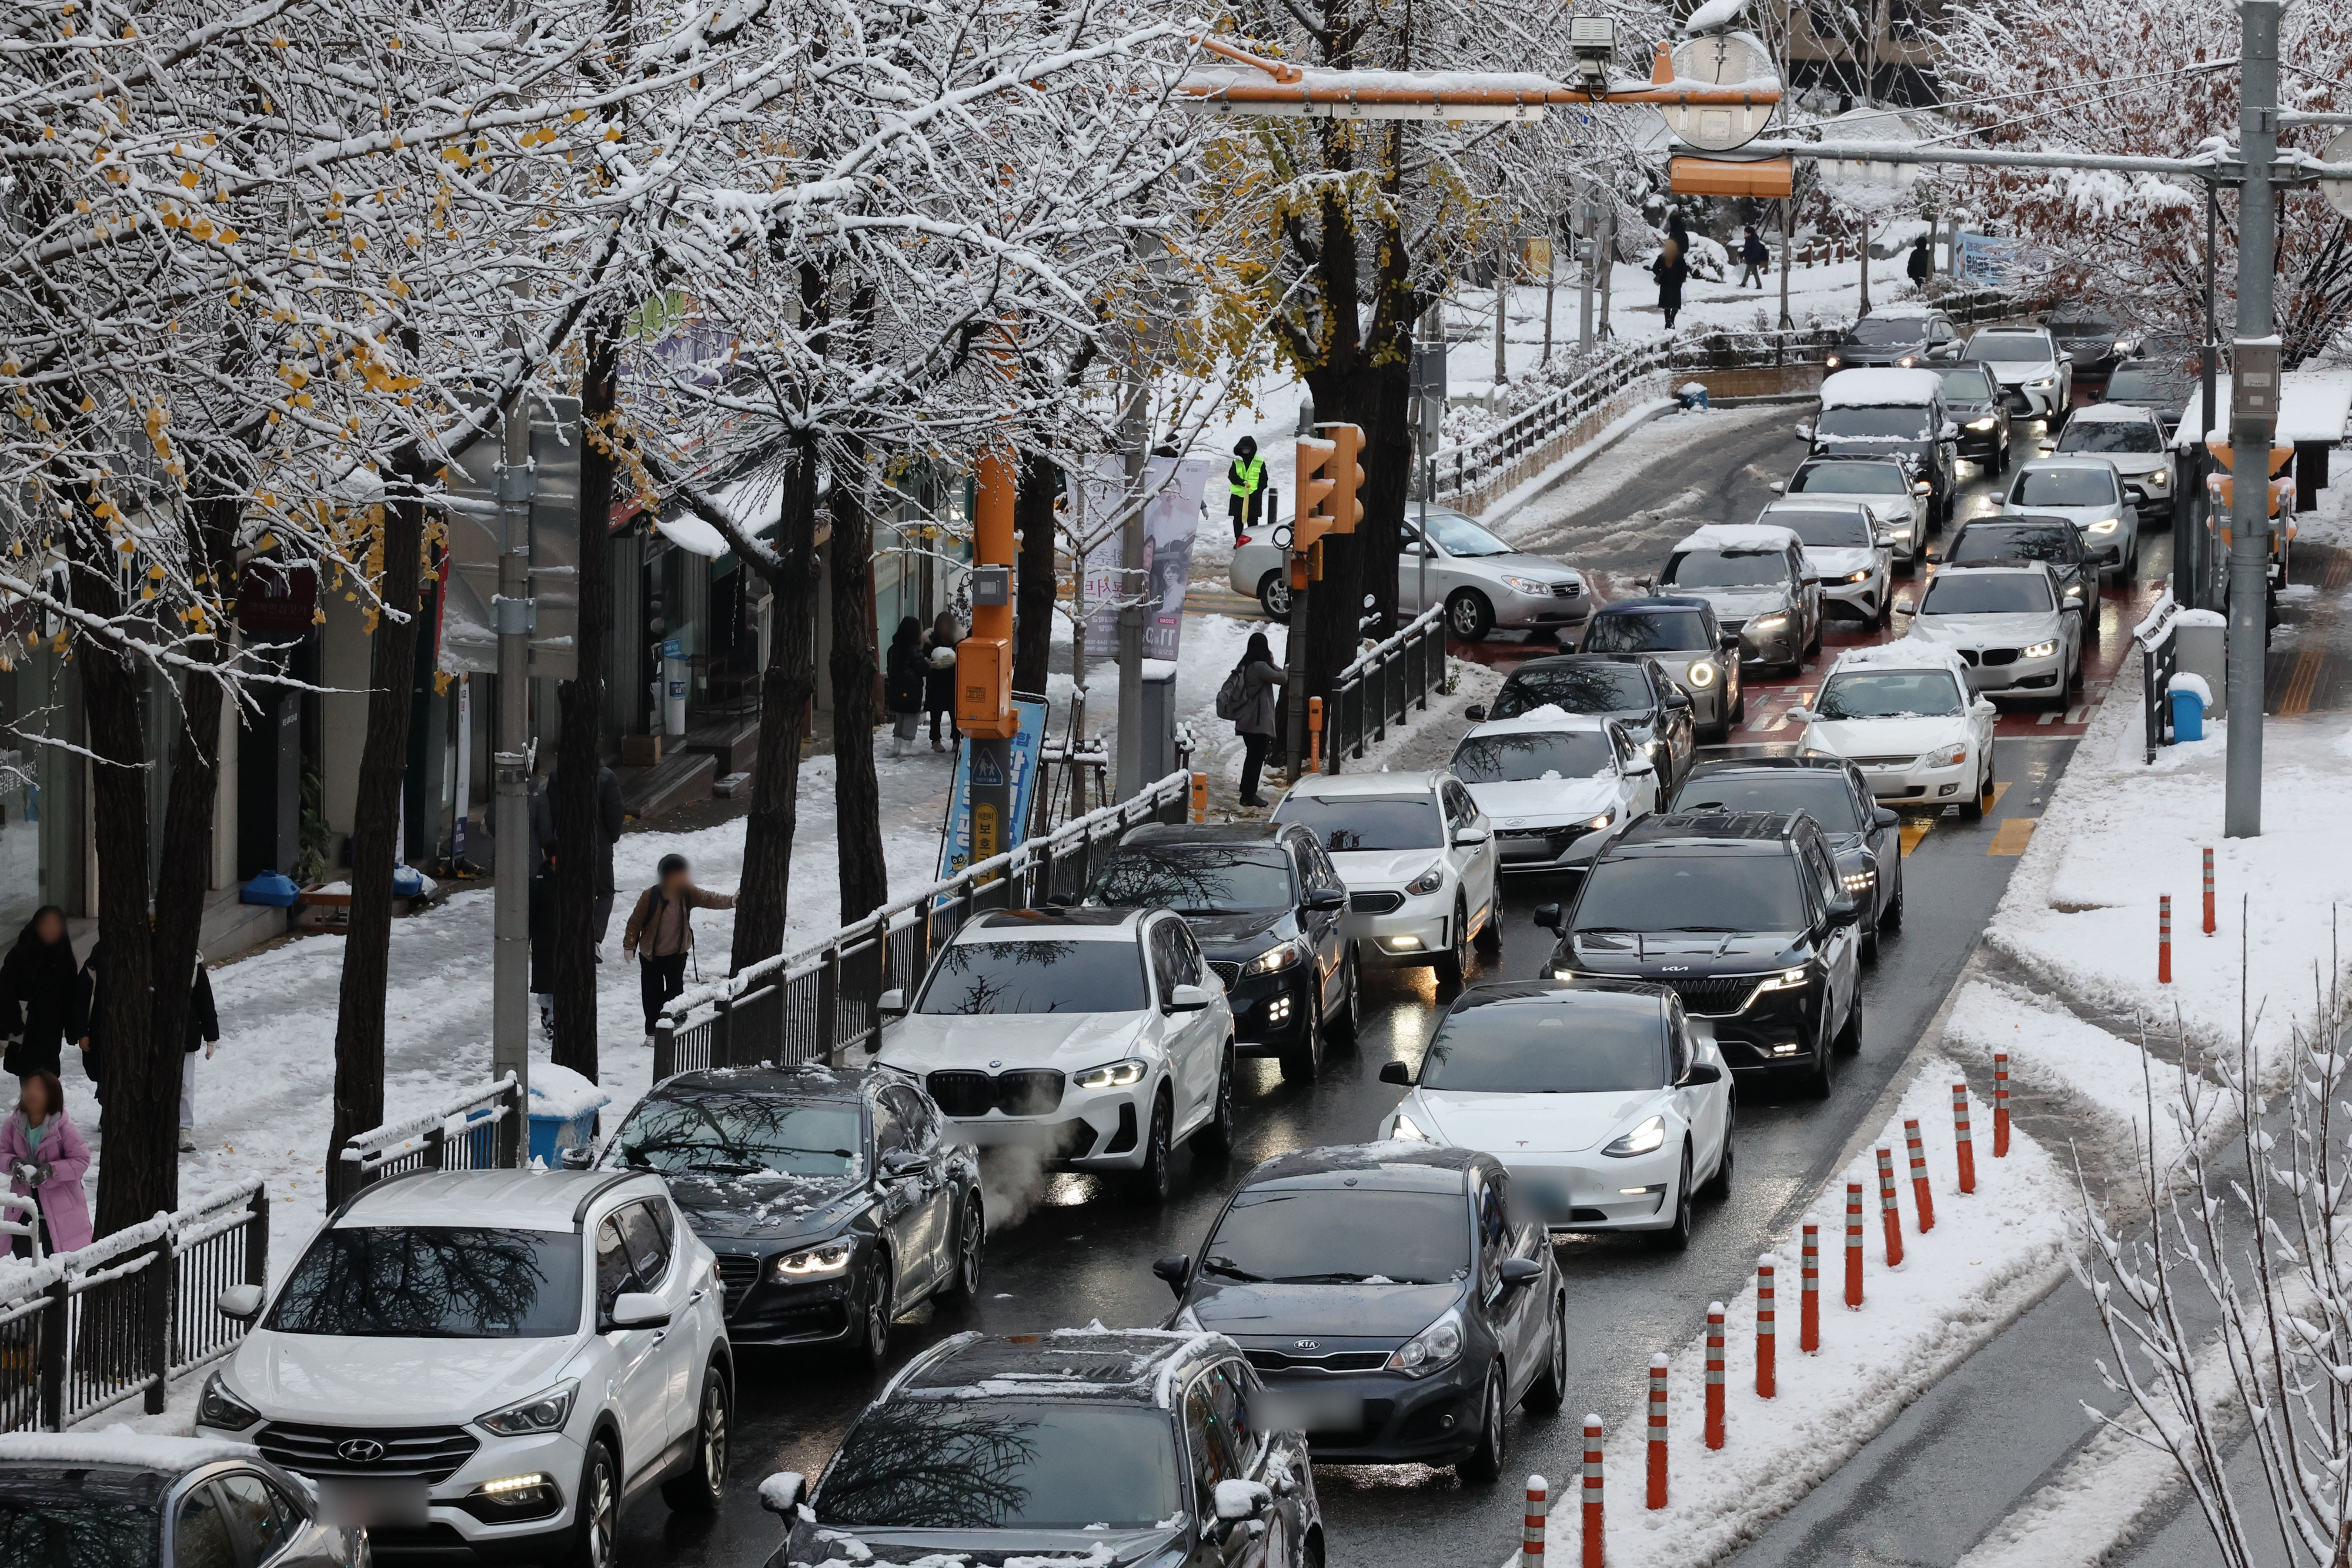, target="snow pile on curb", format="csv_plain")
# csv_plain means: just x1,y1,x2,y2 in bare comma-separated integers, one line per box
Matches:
1530,1065,2071,1568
